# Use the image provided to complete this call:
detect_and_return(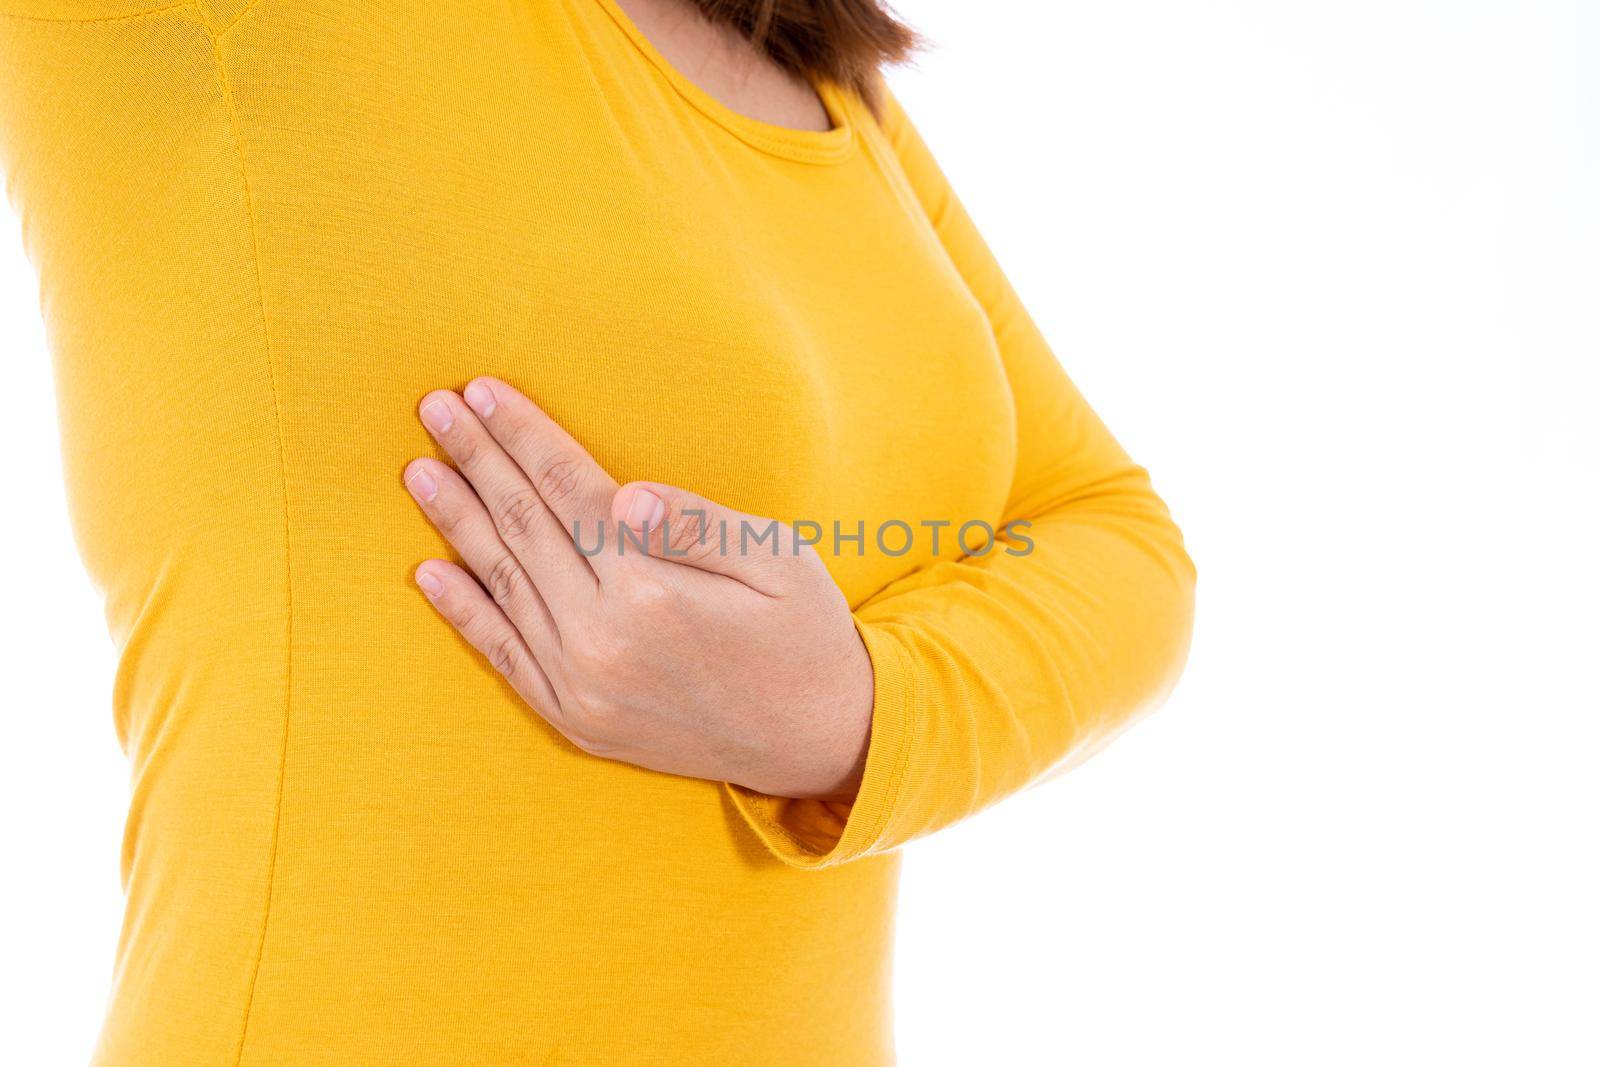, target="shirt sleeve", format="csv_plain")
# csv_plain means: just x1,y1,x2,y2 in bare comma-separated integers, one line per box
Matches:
725,90,1198,868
